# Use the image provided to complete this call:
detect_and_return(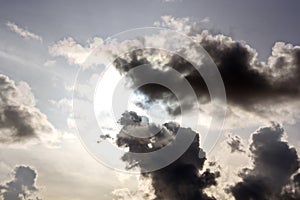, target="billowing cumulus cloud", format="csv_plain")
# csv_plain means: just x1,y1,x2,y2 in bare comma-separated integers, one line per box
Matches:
113,116,300,200
49,15,300,200
115,111,220,200
6,21,42,42
112,179,156,200
0,166,41,200
112,31,300,118
101,16,299,127
0,74,60,145
229,123,300,200
49,16,300,127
